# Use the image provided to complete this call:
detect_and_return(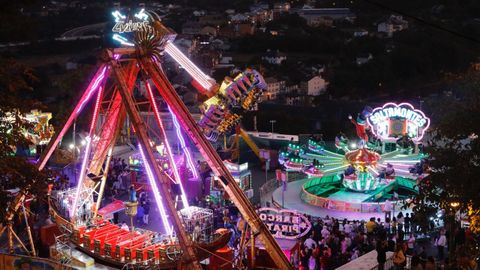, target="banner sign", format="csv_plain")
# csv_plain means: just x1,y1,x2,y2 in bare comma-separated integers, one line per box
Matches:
367,102,430,142
257,208,311,239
